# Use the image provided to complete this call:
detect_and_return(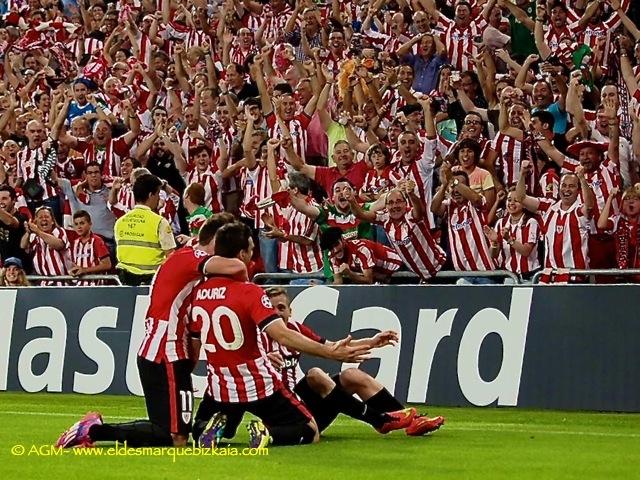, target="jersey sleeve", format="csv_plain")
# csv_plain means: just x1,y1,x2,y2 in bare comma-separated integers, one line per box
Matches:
354,243,376,270
247,284,281,331
93,235,110,259
525,218,540,244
